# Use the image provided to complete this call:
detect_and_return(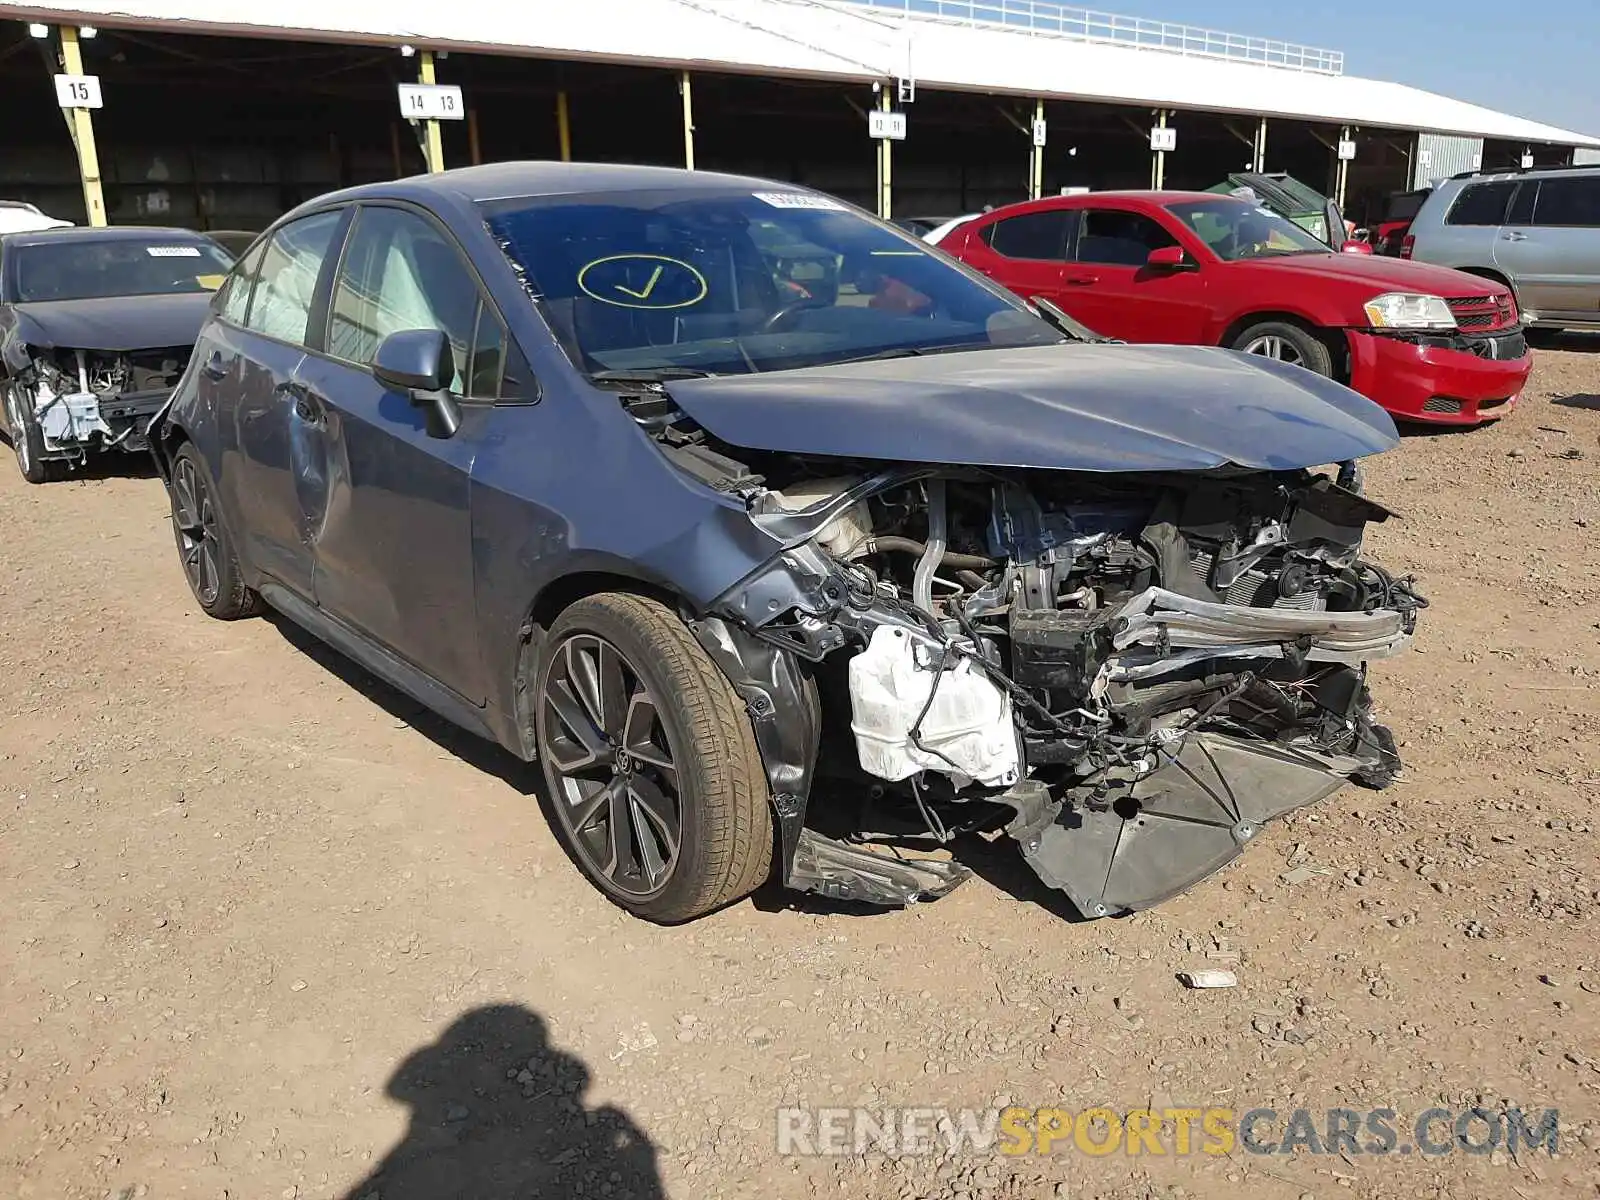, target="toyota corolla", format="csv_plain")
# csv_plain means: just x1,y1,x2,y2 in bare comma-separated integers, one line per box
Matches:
149,163,1425,924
